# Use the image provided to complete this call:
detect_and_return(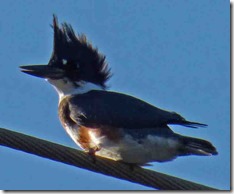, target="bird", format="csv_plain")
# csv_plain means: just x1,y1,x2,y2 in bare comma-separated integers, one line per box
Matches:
20,15,217,165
